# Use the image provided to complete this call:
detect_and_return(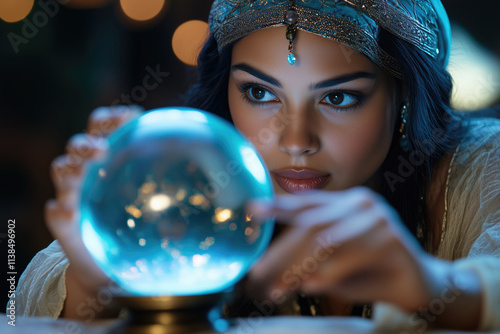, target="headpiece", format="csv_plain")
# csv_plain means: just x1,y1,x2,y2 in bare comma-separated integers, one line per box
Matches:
209,0,451,78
